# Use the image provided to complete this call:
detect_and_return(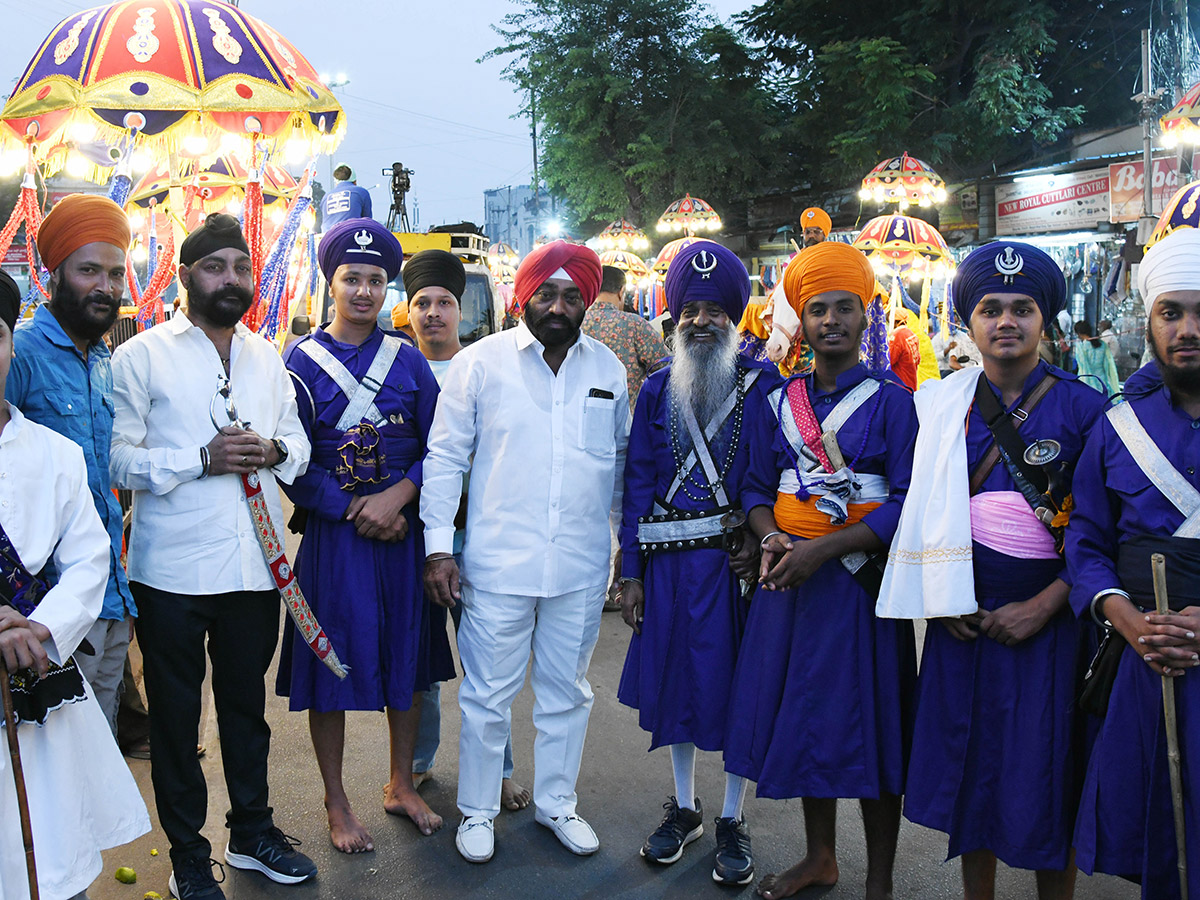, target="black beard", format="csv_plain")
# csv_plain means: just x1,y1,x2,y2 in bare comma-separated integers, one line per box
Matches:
525,305,581,350
189,281,254,328
51,279,120,342
1149,334,1200,393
